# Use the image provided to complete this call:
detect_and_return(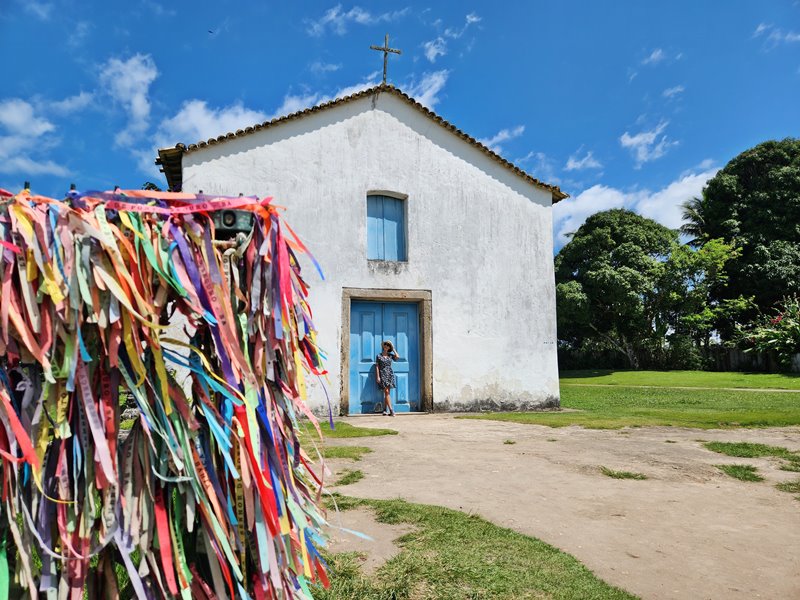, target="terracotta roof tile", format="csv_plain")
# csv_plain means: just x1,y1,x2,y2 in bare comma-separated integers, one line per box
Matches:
156,84,568,202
